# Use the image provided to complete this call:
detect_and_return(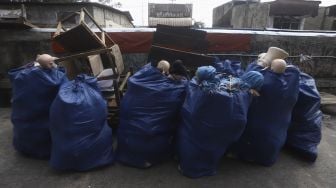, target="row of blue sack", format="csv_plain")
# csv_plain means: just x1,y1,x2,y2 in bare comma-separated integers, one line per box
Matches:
118,60,322,178
9,59,322,178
